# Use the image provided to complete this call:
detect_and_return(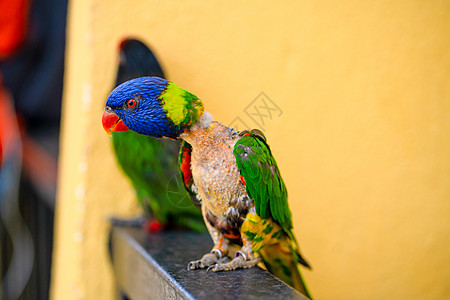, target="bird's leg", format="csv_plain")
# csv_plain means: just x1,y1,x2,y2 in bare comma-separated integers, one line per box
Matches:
207,237,261,272
187,234,231,269
188,206,230,270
